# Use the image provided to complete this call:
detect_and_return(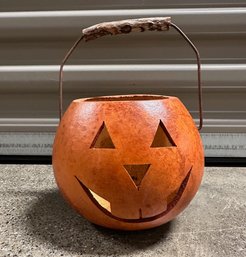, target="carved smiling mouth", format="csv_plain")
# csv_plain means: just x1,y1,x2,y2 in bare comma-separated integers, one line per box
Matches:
75,166,192,223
